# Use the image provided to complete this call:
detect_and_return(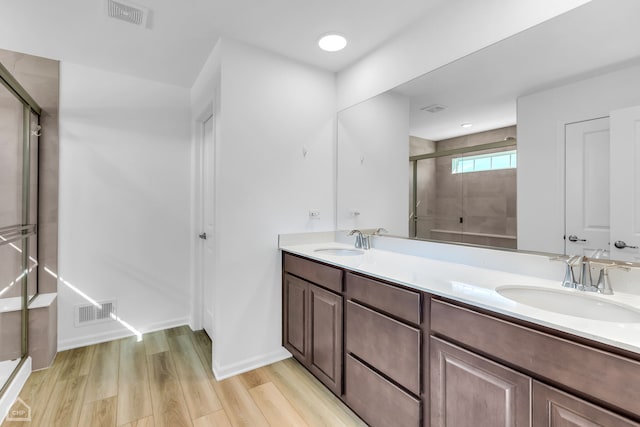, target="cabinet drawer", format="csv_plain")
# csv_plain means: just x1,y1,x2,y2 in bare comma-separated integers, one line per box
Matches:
346,301,421,395
345,354,421,427
431,298,640,419
532,381,639,427
283,253,343,293
346,272,421,324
